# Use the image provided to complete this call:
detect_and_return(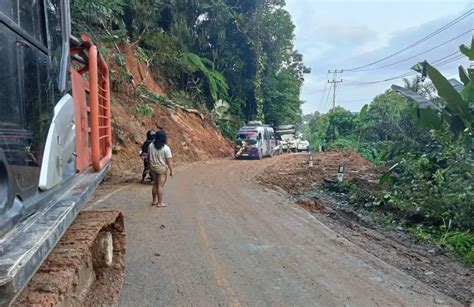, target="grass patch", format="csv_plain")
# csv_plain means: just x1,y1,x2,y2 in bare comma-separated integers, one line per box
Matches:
135,103,154,117
409,226,474,265
138,86,174,108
